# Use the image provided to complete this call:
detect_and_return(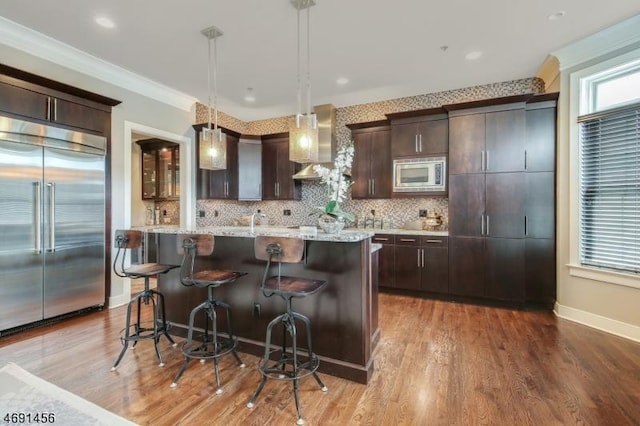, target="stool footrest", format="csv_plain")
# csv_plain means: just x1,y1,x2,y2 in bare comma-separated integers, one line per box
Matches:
258,351,320,381
181,336,238,360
